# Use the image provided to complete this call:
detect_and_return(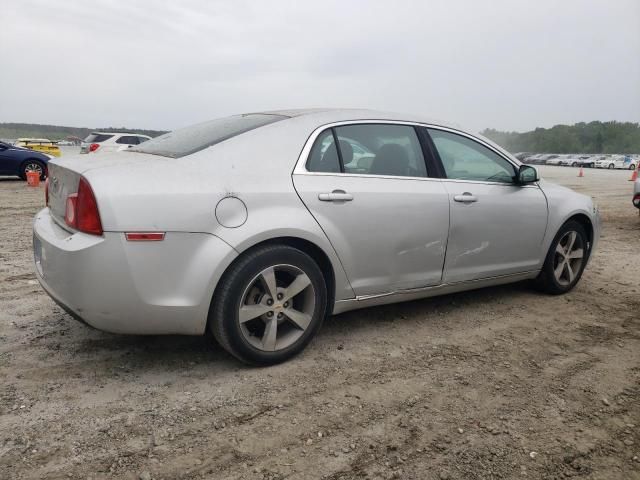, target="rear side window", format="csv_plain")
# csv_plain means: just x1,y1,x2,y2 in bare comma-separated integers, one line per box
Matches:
306,130,341,173
137,136,150,144
306,124,428,178
85,134,114,143
130,114,287,158
116,136,140,145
